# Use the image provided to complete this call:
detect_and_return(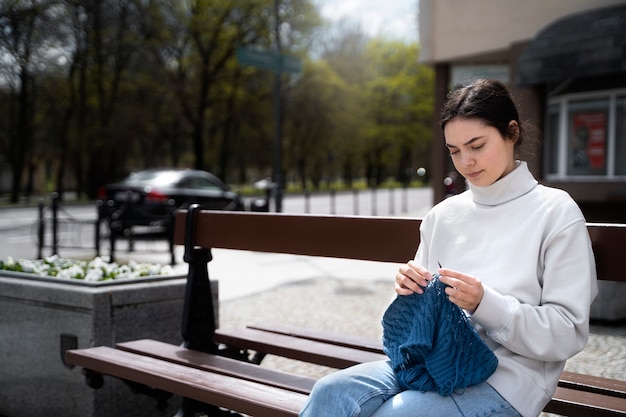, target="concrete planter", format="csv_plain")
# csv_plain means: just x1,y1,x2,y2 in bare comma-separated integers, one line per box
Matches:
0,270,218,417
